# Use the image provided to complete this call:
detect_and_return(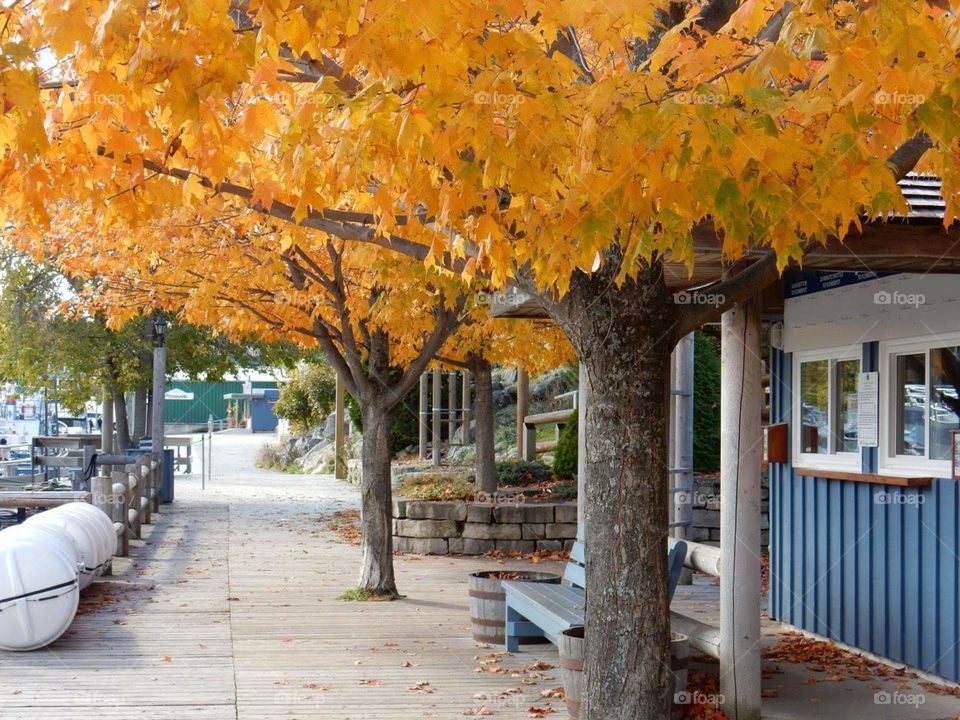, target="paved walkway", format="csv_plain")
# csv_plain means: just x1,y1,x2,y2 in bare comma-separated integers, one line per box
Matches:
2,431,960,719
